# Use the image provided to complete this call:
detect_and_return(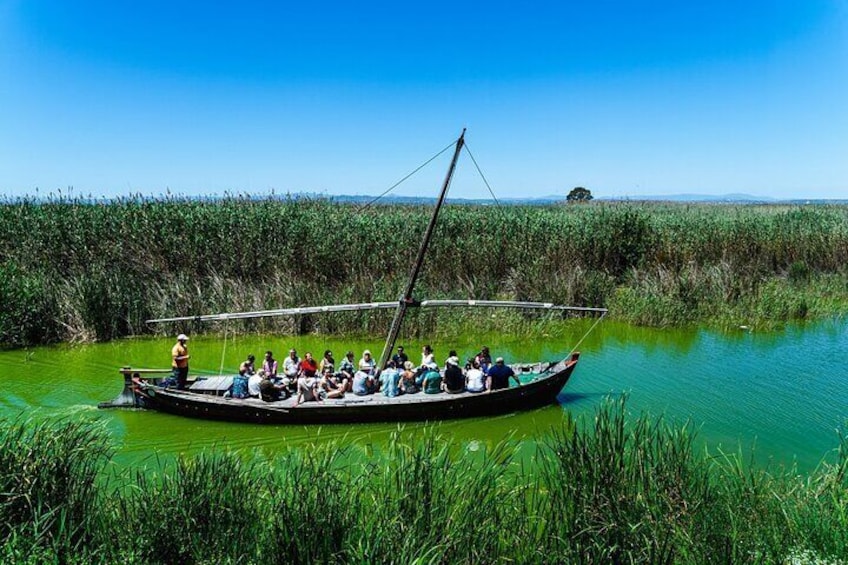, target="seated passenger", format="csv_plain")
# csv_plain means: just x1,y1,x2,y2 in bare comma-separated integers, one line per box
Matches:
415,344,438,384
319,350,335,374
338,351,356,388
380,360,402,398
295,372,322,405
465,359,486,393
262,351,279,379
231,367,250,399
352,370,376,396
475,346,492,374
247,369,264,398
420,345,437,371
486,357,521,392
422,368,442,394
333,368,350,392
300,352,318,378
283,349,300,379
358,350,376,375
442,356,465,394
400,361,419,394
320,367,345,399
392,345,409,368
259,371,288,402
240,354,257,376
